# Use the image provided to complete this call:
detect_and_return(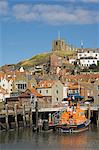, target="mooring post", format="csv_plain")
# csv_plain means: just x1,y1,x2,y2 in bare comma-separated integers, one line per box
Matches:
23,105,26,127
5,104,9,130
14,104,18,128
